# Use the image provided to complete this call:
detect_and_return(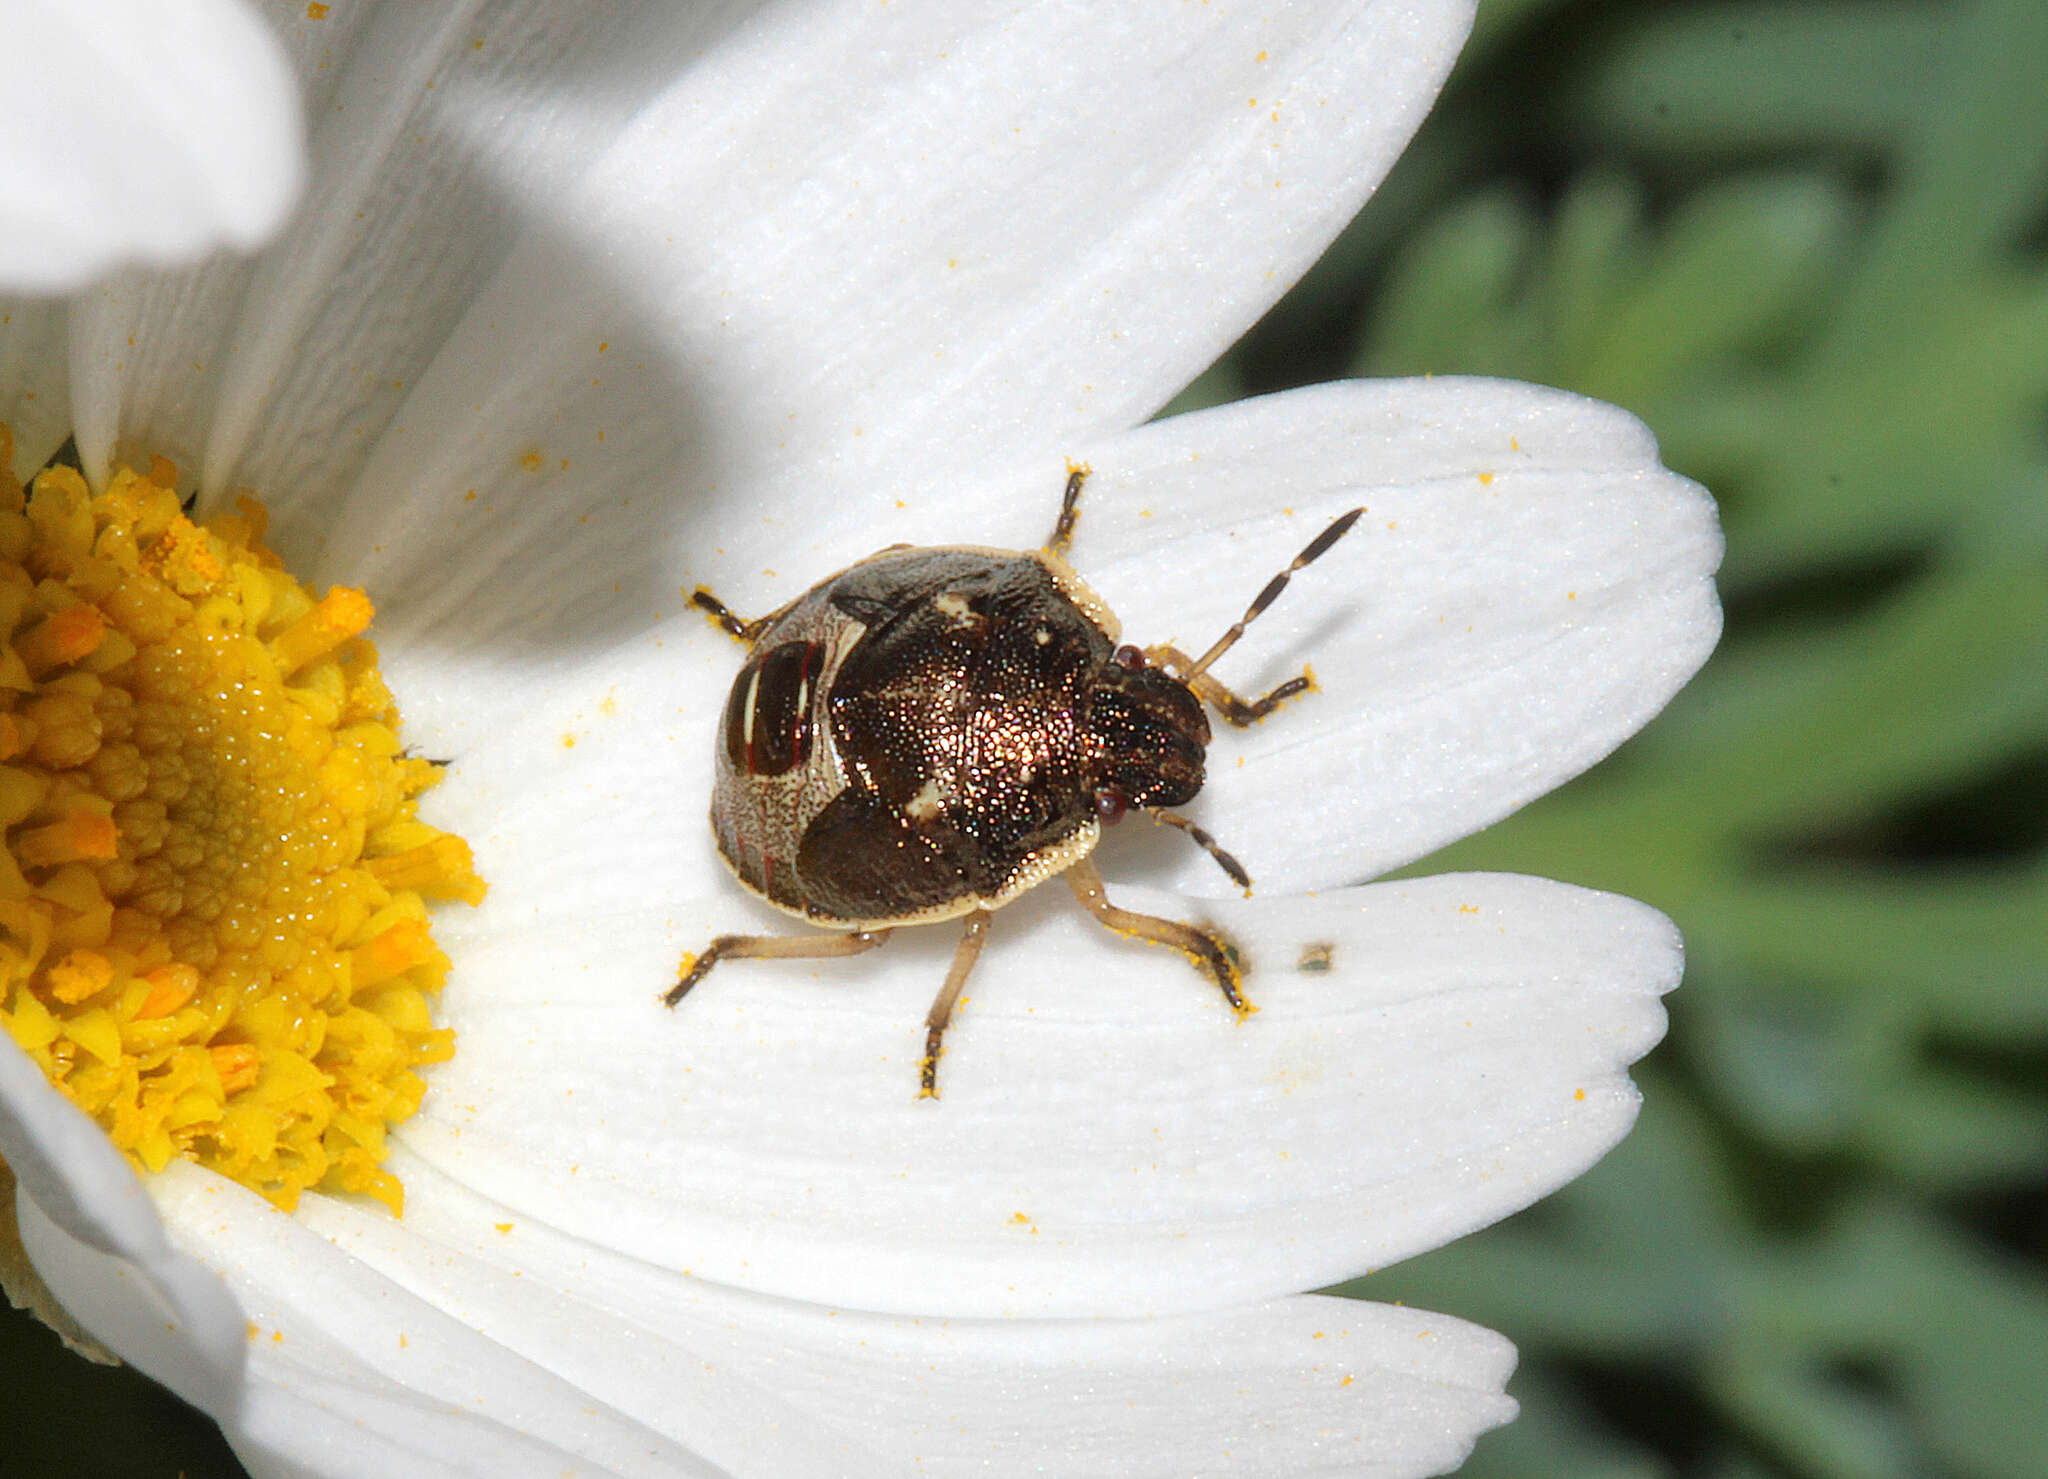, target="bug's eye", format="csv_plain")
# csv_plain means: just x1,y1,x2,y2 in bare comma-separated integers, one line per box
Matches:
1095,789,1128,825
722,639,820,777
1112,644,1145,669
